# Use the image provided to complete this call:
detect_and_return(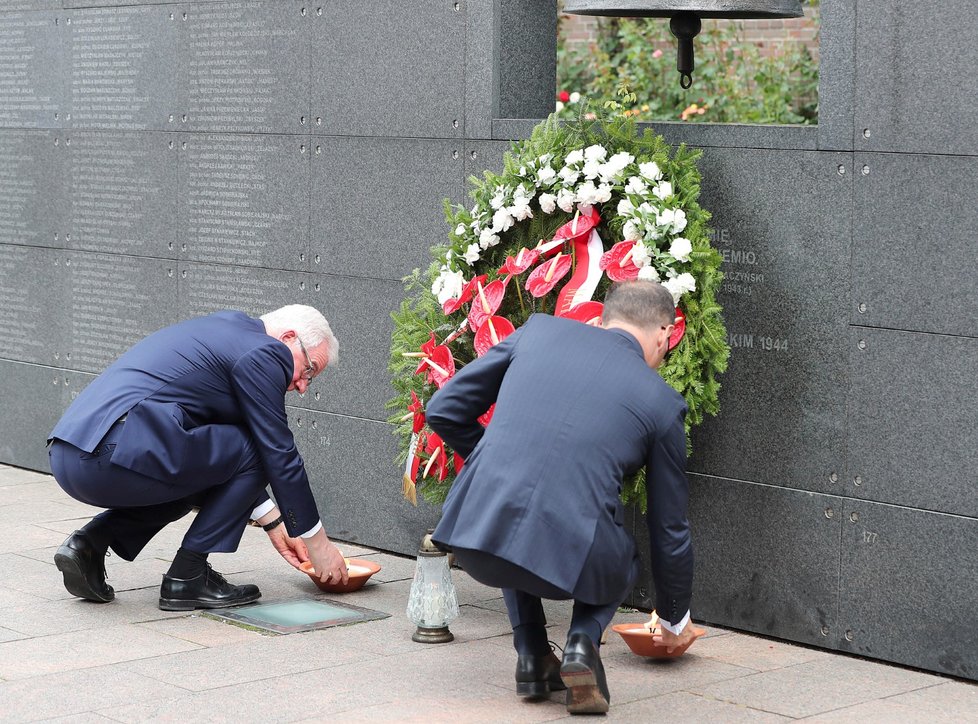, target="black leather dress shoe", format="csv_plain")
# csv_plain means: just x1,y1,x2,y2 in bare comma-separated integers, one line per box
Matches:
515,650,567,698
560,632,610,715
54,530,114,603
159,564,261,611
